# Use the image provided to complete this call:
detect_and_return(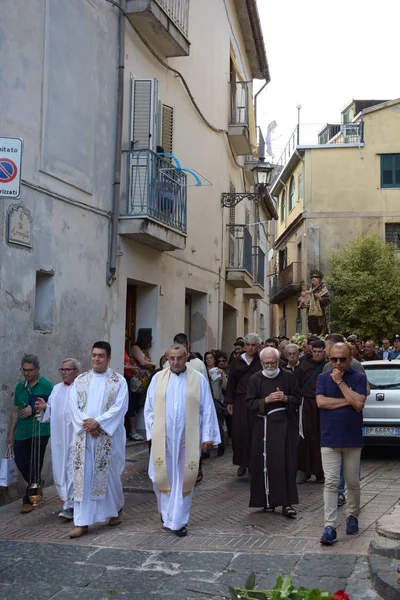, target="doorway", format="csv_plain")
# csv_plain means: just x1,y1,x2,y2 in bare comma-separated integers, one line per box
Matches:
185,289,208,355
221,302,237,352
125,284,137,352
